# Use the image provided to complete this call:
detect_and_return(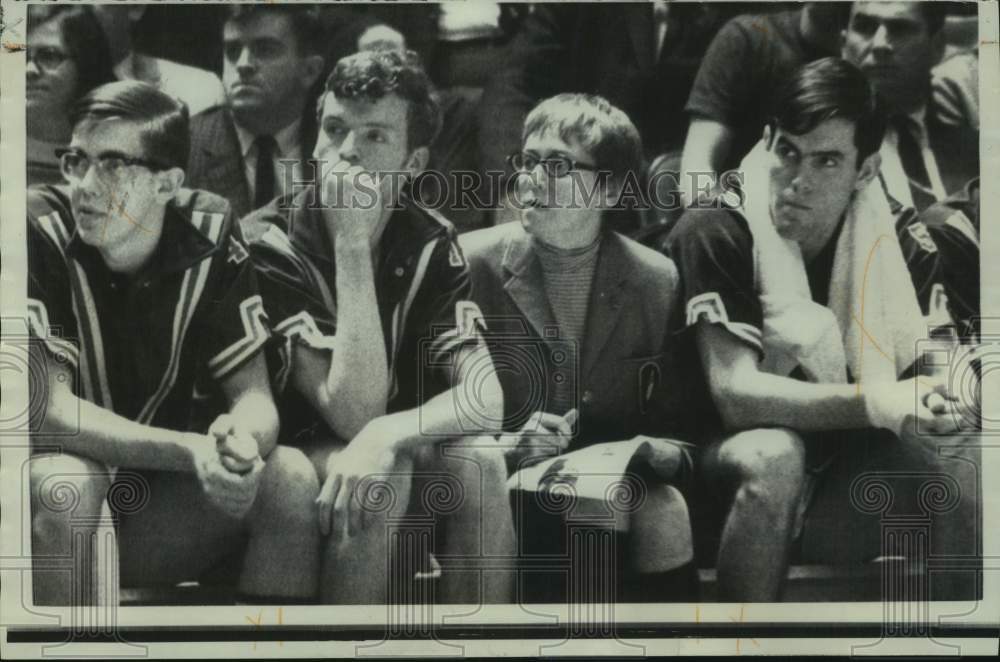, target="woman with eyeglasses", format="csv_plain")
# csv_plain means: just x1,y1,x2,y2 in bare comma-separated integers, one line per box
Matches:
458,94,698,603
27,6,115,185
